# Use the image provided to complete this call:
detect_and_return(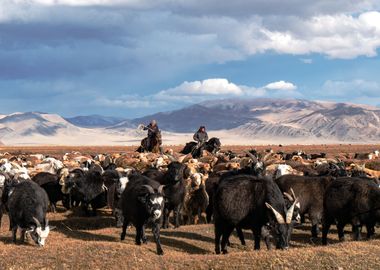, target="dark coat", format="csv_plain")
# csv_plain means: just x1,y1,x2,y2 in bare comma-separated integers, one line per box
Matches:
144,124,160,138
193,131,208,143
